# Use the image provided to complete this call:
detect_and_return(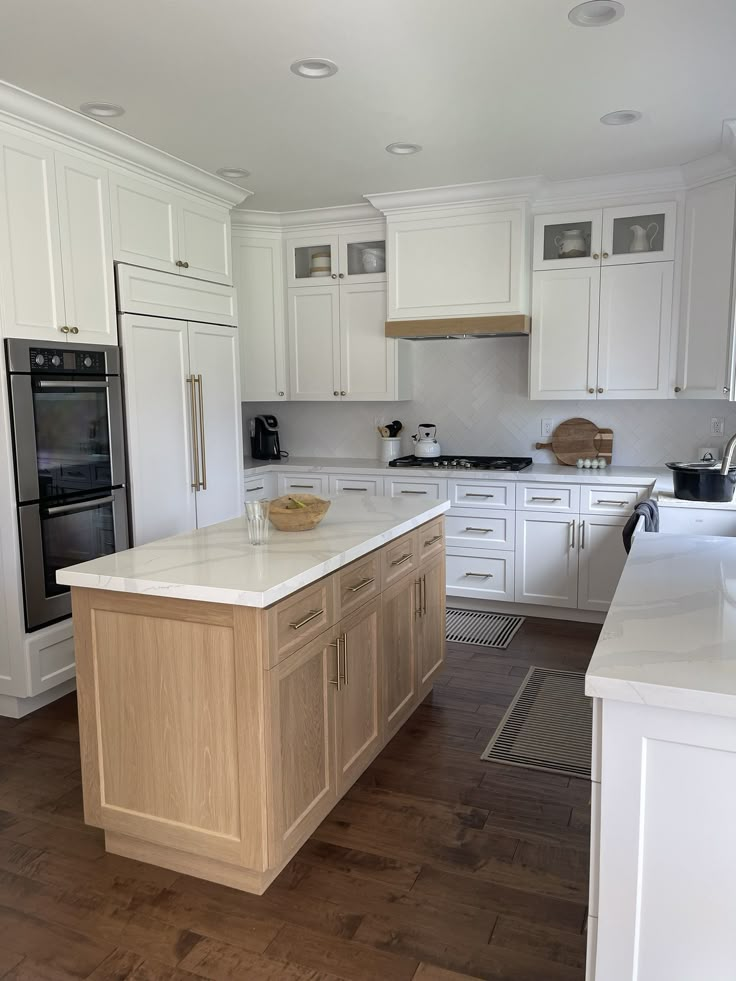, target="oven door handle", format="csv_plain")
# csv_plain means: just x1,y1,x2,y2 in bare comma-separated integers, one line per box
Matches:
43,495,115,516
34,380,110,390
